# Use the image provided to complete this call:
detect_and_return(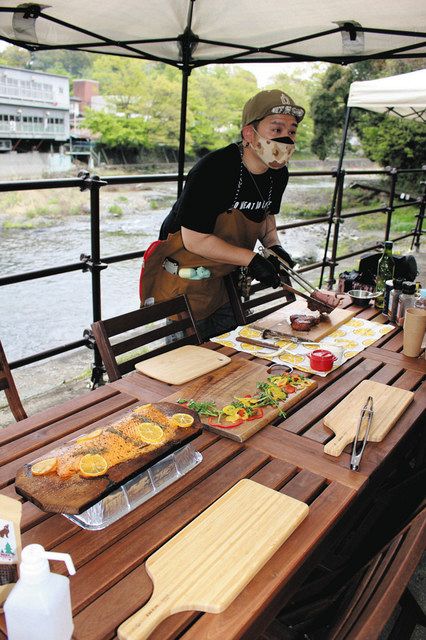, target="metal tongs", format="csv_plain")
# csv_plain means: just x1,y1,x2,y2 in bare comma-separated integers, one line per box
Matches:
350,396,374,471
259,247,336,314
